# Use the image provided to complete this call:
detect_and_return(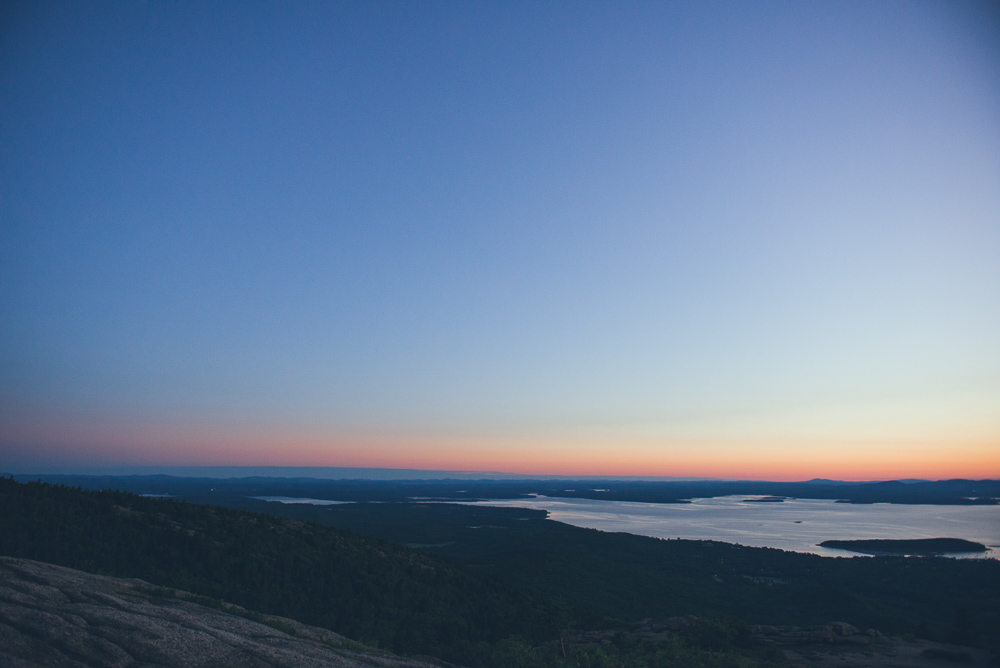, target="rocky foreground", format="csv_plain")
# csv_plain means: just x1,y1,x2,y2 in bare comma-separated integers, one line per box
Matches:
2,555,994,668
0,557,452,668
